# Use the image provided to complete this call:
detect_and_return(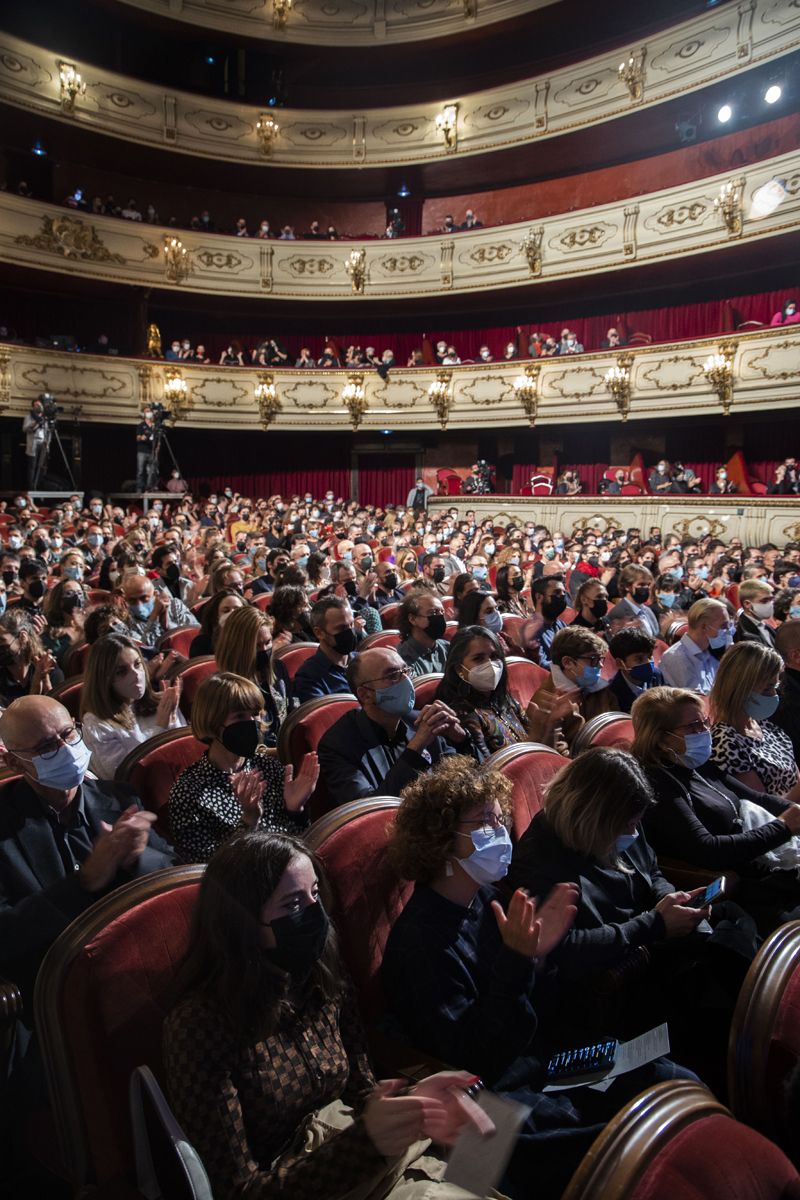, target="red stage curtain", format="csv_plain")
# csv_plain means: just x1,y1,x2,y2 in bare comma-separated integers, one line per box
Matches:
186,471,350,499
358,464,416,509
